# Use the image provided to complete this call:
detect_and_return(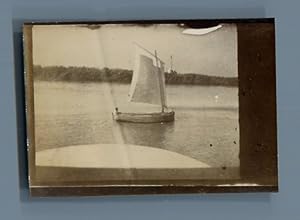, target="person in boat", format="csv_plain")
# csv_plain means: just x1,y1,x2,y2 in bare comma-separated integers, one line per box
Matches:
115,107,119,114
